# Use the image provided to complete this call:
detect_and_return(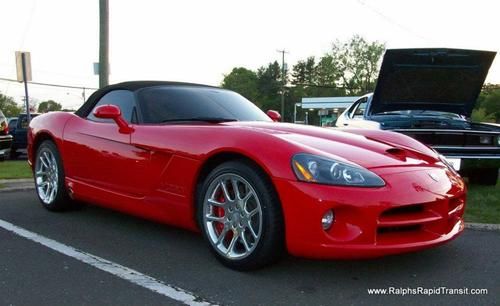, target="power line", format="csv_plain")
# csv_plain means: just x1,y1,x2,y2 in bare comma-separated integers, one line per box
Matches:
355,0,434,44
0,77,97,90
